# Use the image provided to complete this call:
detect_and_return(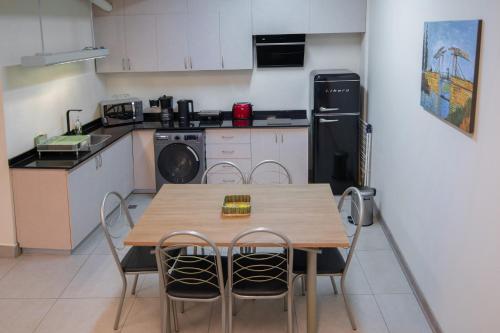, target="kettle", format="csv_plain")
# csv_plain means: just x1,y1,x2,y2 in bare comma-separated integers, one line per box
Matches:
232,102,253,120
177,99,194,126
